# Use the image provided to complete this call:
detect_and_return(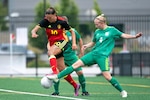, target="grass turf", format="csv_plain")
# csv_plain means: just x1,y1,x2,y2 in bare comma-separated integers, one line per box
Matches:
0,76,150,100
